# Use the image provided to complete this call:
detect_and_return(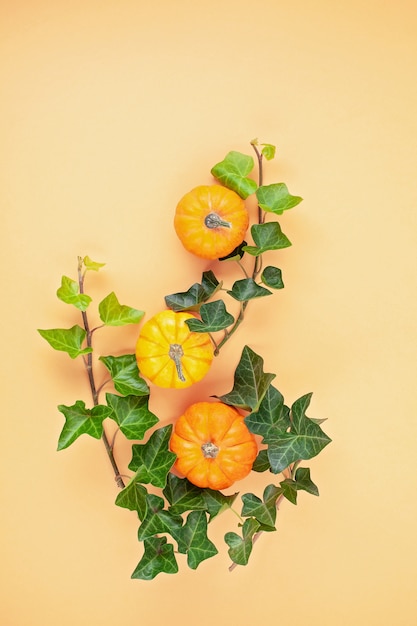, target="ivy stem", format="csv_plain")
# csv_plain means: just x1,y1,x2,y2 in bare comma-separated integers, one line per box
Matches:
77,257,125,489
